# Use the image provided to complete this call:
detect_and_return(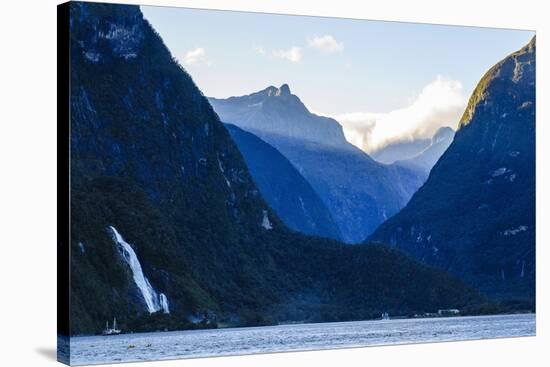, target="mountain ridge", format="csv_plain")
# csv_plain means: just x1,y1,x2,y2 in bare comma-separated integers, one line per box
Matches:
210,84,349,148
